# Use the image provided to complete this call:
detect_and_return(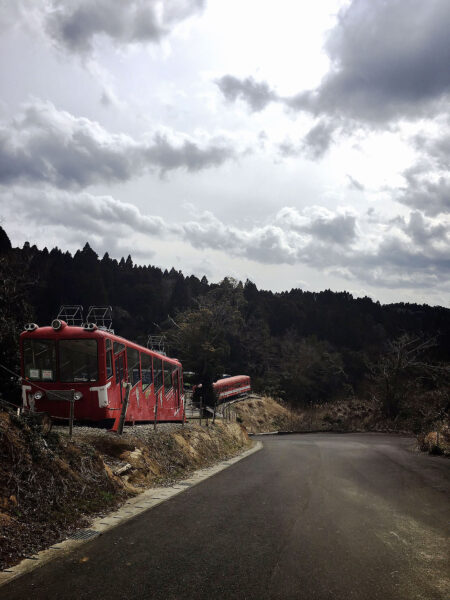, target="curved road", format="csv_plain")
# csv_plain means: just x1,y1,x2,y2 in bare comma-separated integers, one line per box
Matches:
2,433,449,600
